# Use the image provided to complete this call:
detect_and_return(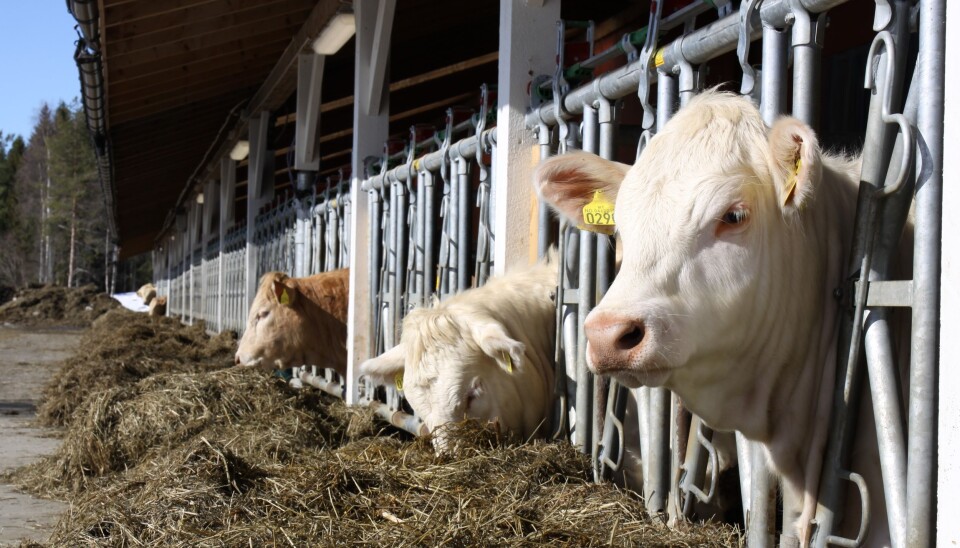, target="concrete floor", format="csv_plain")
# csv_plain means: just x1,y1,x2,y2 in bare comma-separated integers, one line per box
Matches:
0,328,82,547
